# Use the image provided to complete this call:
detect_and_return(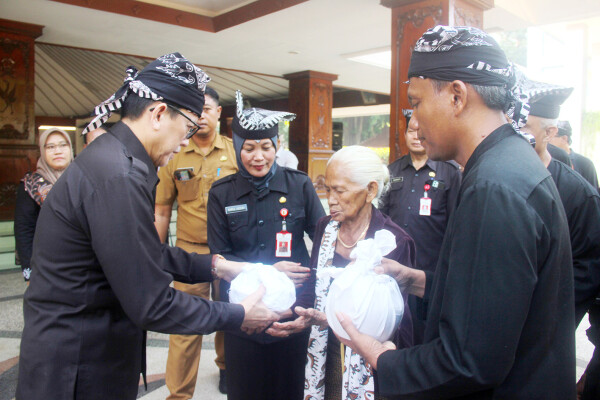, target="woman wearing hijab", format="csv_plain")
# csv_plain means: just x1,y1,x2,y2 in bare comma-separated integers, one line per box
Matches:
207,91,326,400
14,128,74,282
